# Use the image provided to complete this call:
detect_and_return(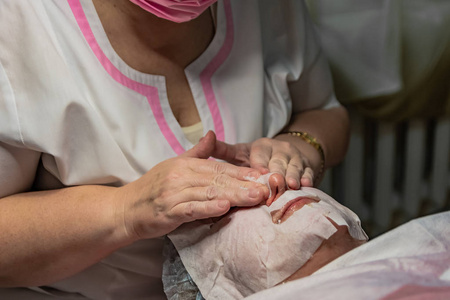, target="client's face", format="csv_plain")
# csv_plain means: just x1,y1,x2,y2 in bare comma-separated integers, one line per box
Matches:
282,218,367,282
264,185,368,283
217,186,368,290
169,177,368,298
